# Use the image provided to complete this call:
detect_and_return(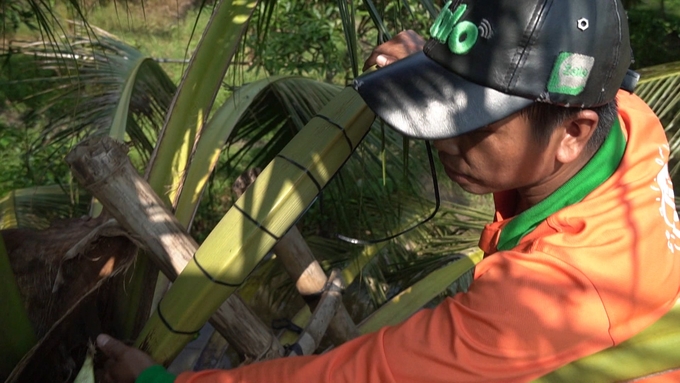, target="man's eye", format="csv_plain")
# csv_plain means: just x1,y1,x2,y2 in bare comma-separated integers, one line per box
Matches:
475,127,494,136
